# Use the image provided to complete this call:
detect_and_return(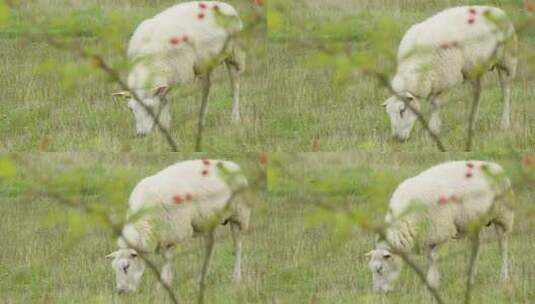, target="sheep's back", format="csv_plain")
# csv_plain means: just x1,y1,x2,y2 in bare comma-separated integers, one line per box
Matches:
128,159,246,215
397,6,513,82
389,161,505,219
128,1,241,60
